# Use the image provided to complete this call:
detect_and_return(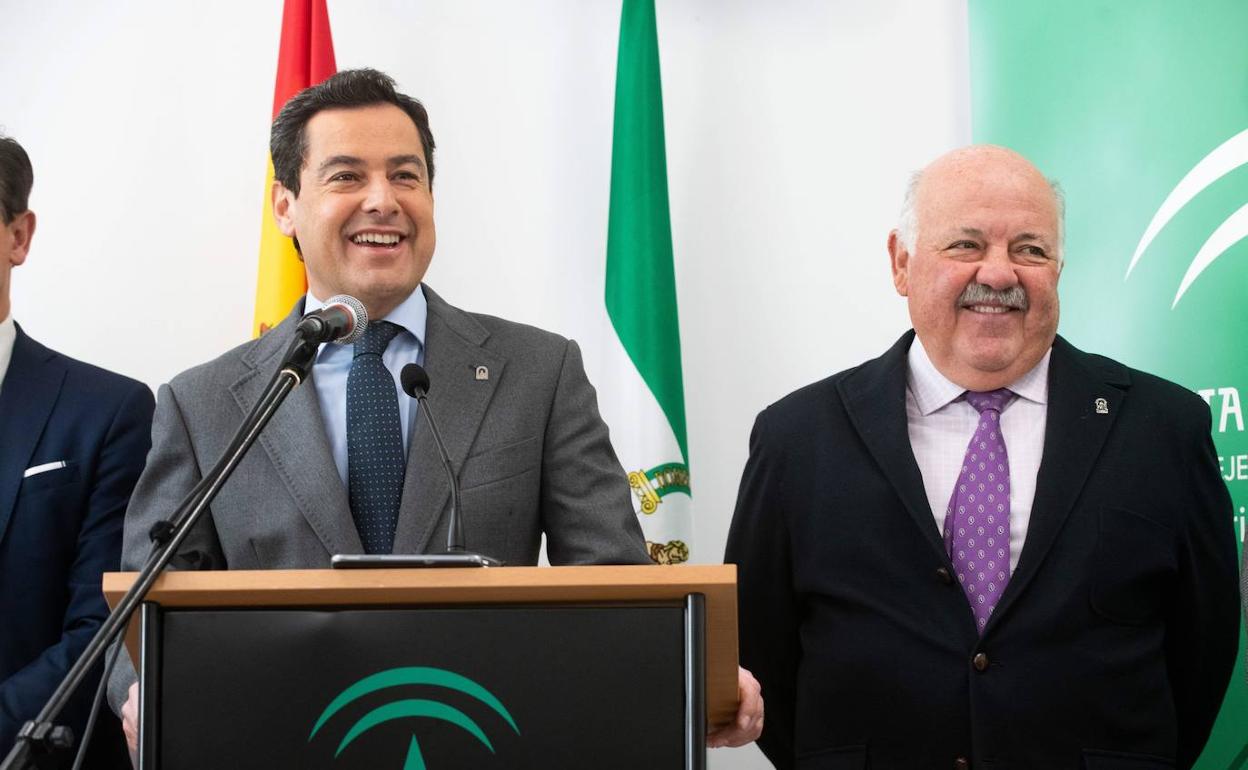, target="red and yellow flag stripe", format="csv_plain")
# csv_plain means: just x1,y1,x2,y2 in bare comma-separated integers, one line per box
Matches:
253,0,337,336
